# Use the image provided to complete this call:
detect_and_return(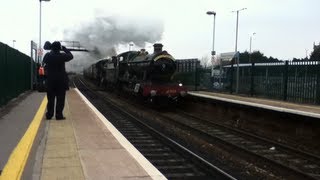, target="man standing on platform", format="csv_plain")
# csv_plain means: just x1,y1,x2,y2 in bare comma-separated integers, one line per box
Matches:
43,41,73,120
